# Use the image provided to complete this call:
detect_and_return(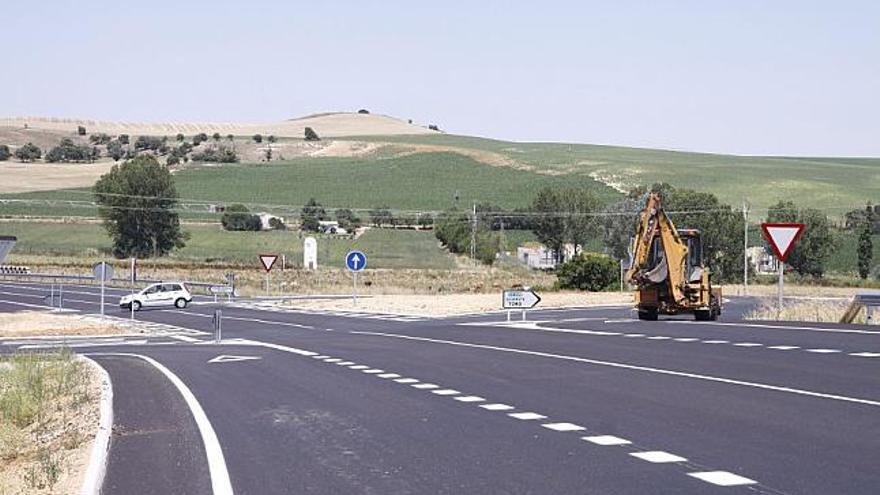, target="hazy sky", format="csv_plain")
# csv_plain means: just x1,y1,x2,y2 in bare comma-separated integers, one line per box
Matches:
2,1,878,156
